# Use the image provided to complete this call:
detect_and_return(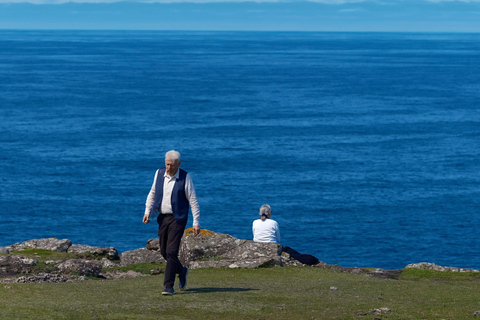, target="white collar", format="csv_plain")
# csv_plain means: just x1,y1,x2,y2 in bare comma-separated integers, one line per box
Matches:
164,169,180,180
